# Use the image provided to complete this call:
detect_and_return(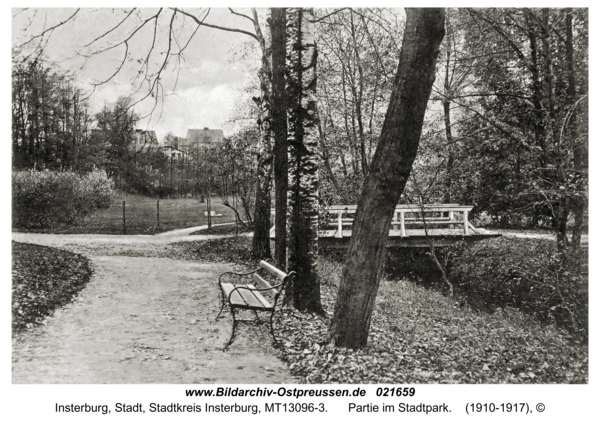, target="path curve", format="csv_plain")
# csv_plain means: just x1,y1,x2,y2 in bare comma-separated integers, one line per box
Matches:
12,229,294,384
12,222,250,247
